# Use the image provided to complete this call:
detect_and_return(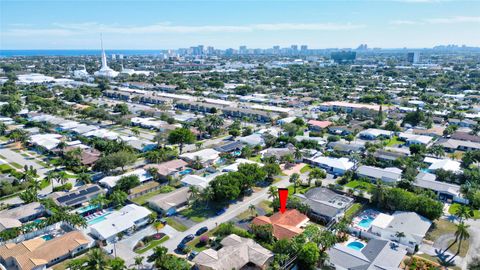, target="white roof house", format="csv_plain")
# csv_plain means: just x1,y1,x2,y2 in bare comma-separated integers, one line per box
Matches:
221,158,262,172
426,158,461,172
308,156,354,175
356,165,402,184
16,73,55,84
239,133,265,146
398,132,434,145
84,129,120,140
29,133,62,150
90,204,151,242
359,129,393,139
99,169,152,189
180,148,220,164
